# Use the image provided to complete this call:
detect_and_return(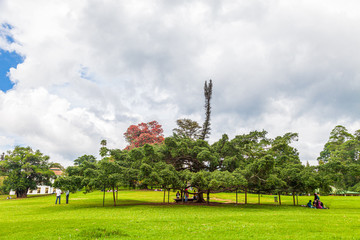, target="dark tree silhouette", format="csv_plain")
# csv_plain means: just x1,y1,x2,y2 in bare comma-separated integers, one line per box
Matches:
200,79,213,140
